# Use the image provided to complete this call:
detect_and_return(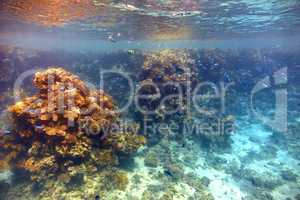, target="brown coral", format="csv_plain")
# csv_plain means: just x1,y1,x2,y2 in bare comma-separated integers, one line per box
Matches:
102,170,129,191
0,159,9,171
8,68,117,141
1,67,145,182
138,49,199,116
17,156,56,173
90,149,119,168
103,132,147,155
